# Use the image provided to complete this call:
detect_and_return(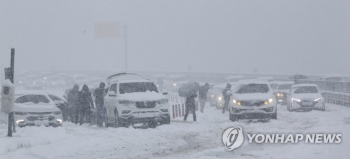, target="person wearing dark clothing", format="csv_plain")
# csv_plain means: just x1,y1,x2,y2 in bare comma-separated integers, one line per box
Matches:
93,82,106,127
67,84,80,124
222,83,232,114
199,83,210,113
78,85,94,125
183,94,197,121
